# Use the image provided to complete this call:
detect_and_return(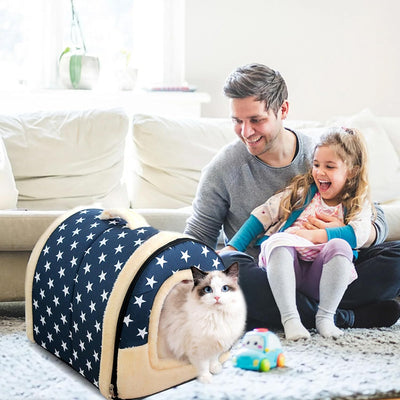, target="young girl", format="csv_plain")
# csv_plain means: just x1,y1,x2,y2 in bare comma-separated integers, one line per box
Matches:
221,127,374,340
